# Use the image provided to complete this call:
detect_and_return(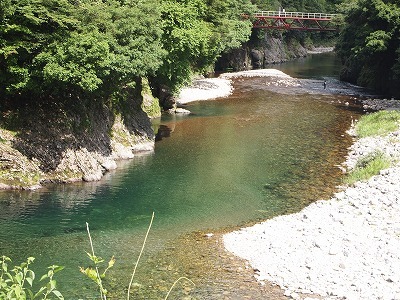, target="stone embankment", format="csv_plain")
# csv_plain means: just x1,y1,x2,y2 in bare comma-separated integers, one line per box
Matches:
224,98,400,299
